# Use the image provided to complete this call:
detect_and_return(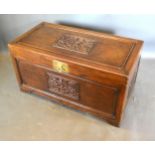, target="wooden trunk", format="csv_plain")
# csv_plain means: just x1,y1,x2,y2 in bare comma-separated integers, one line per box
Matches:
8,22,143,126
